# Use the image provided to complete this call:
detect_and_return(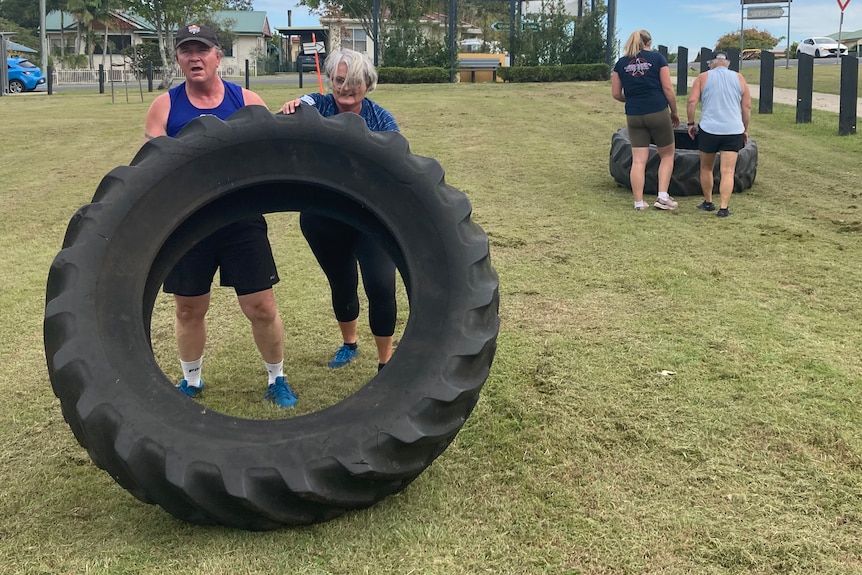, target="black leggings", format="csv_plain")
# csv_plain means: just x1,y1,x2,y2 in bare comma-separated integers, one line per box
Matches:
300,213,397,337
